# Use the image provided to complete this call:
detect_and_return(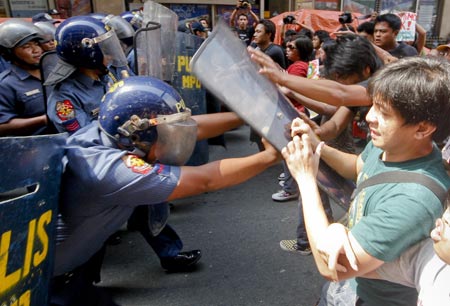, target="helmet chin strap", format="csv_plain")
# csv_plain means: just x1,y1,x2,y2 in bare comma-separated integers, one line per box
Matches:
128,147,146,158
